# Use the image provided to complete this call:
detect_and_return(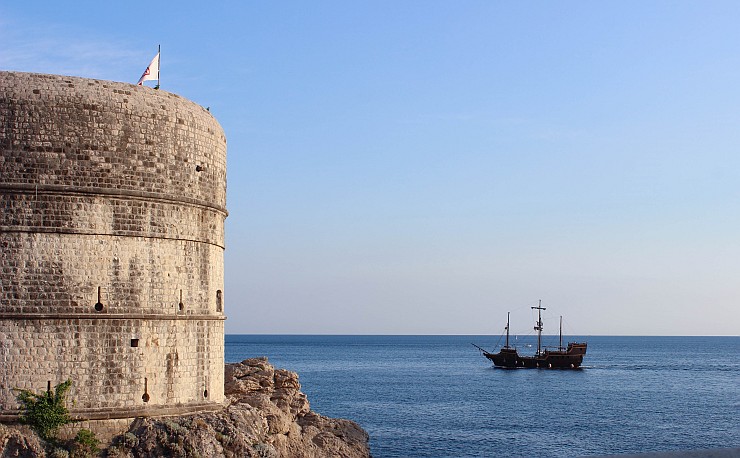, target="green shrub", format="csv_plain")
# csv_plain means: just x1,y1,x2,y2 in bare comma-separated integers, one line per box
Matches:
121,432,139,448
69,428,100,458
15,380,72,440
